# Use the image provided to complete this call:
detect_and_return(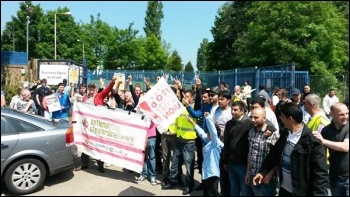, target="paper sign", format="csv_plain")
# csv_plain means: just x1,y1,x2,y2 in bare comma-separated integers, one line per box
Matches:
46,94,61,112
113,73,125,91
135,77,185,133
